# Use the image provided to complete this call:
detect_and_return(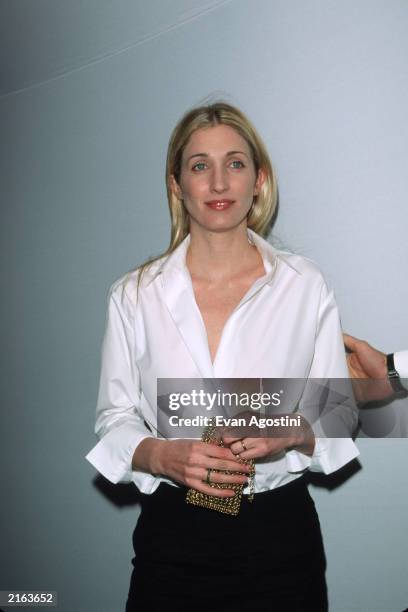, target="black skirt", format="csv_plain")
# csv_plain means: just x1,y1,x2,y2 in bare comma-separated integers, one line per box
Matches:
126,477,327,612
